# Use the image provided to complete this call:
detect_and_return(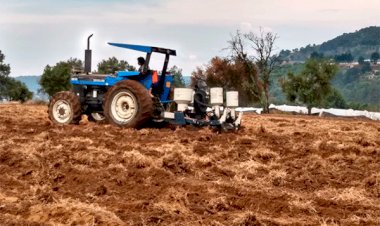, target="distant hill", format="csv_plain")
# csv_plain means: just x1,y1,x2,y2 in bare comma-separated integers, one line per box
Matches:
280,26,380,61
14,75,48,100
